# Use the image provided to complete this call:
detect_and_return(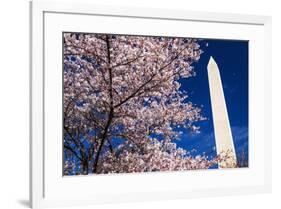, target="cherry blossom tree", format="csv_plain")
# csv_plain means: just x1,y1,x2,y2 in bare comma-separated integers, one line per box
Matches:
63,32,221,175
